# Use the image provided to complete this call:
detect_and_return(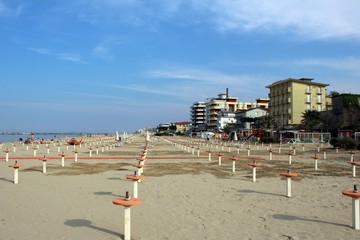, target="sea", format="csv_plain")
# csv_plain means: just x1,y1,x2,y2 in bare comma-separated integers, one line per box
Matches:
0,133,83,143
